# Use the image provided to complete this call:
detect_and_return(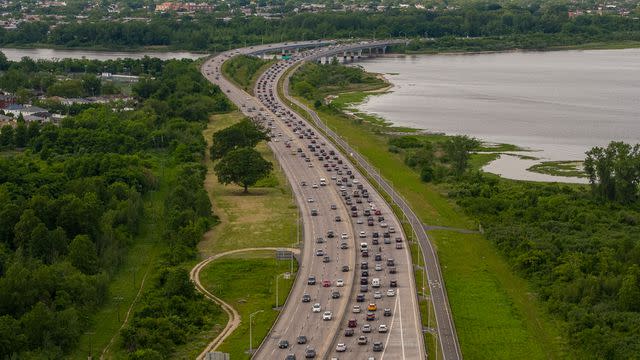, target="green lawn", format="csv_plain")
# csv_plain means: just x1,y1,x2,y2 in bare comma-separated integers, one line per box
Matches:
198,252,297,359
287,82,571,359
